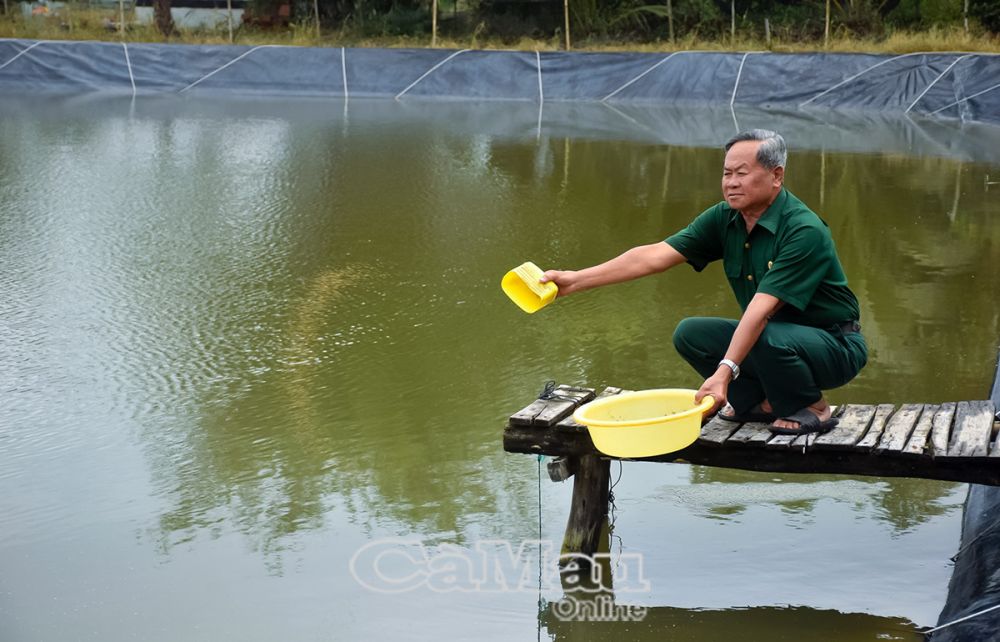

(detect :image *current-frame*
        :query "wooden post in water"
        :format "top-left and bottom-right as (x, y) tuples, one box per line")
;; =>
(430, 0), (437, 47)
(563, 0), (571, 51)
(667, 0), (674, 44)
(561, 454), (610, 558)
(824, 0), (830, 49)
(730, 0), (735, 44)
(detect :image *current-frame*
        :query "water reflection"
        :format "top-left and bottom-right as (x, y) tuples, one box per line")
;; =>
(1, 95), (996, 636)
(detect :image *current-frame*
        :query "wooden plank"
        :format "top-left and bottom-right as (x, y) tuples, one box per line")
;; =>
(856, 404), (896, 450)
(698, 416), (741, 445)
(510, 384), (595, 427)
(930, 402), (956, 457)
(875, 404), (924, 453)
(726, 422), (774, 446)
(991, 419), (1000, 458)
(902, 404), (939, 456)
(946, 400), (995, 458)
(813, 404), (877, 450)
(555, 387), (622, 432)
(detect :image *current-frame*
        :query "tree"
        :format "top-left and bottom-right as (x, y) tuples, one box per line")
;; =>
(154, 0), (176, 36)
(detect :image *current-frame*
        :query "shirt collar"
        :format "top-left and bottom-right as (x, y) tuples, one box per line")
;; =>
(727, 187), (786, 234)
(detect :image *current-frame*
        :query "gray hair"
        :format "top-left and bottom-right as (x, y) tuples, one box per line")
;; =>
(724, 129), (787, 170)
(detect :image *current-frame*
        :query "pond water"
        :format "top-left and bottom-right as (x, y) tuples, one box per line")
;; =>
(1, 95), (999, 642)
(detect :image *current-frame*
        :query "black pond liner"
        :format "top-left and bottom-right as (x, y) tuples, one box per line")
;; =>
(1, 39), (999, 126)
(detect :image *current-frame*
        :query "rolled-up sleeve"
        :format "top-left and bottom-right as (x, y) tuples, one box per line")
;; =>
(664, 204), (725, 272)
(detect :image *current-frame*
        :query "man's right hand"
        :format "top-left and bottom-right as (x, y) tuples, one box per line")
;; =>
(540, 270), (580, 297)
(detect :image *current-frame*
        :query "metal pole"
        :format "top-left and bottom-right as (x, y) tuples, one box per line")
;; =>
(227, 0), (234, 42)
(313, 0), (320, 40)
(824, 0), (830, 49)
(563, 0), (570, 50)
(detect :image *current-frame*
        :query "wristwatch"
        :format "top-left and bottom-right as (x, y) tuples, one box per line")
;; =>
(718, 358), (740, 380)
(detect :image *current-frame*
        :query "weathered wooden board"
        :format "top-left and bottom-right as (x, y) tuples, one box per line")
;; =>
(902, 404), (939, 456)
(555, 387), (622, 432)
(875, 404), (924, 453)
(510, 385), (595, 427)
(727, 422), (774, 446)
(813, 405), (877, 450)
(856, 404), (896, 450)
(946, 400), (994, 458)
(698, 416), (741, 445)
(930, 402), (956, 457)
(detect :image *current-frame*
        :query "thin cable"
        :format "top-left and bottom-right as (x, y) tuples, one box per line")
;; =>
(536, 453), (543, 642)
(180, 45), (276, 93)
(535, 50), (543, 103)
(731, 51), (751, 107)
(0, 40), (44, 72)
(905, 54), (970, 113)
(601, 52), (680, 102)
(800, 52), (926, 108)
(122, 42), (136, 97)
(930, 80), (1000, 116)
(341, 47), (349, 99)
(394, 49), (469, 100)
(951, 517), (1000, 561)
(923, 603), (1000, 634)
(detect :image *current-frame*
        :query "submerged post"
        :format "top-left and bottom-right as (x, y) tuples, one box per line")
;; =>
(561, 454), (610, 558)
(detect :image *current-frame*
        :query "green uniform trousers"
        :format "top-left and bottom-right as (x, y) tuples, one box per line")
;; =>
(672, 317), (868, 418)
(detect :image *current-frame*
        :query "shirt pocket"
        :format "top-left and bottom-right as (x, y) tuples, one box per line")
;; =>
(723, 255), (743, 281)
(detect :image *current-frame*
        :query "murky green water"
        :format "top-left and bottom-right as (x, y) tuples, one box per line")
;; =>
(2, 95), (999, 641)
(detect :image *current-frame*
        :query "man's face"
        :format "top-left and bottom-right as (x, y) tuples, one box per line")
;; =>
(722, 140), (783, 213)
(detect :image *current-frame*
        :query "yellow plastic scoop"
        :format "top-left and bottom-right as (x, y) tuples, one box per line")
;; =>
(573, 389), (715, 458)
(501, 262), (558, 313)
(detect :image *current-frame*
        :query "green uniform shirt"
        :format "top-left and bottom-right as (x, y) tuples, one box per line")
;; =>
(665, 188), (860, 327)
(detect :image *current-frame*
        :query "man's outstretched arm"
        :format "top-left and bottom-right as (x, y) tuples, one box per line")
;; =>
(540, 242), (688, 297)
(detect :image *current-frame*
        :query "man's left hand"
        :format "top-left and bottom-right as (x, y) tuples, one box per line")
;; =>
(695, 372), (729, 414)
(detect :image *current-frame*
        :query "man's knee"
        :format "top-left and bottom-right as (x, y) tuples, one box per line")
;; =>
(672, 317), (734, 360)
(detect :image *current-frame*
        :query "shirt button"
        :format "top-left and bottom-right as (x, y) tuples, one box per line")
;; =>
(744, 242), (750, 249)
(747, 274), (754, 281)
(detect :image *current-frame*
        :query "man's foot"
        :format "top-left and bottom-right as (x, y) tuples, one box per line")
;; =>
(769, 399), (836, 434)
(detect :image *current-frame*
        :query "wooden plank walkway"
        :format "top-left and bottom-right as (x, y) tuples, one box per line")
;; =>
(504, 384), (1000, 486)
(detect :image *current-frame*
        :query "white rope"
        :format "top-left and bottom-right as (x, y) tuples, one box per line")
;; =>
(122, 42), (136, 97)
(731, 51), (751, 107)
(930, 80), (1000, 116)
(601, 52), (680, 102)
(535, 50), (543, 103)
(341, 47), (349, 99)
(179, 45), (278, 93)
(394, 49), (469, 100)
(924, 603), (1000, 634)
(0, 40), (44, 72)
(905, 54), (971, 113)
(800, 52), (928, 108)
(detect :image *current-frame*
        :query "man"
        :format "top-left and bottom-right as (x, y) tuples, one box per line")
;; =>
(540, 130), (867, 435)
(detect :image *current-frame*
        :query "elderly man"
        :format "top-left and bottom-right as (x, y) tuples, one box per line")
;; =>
(541, 130), (867, 435)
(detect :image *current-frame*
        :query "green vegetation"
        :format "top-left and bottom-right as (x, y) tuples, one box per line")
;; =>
(1, 0), (998, 52)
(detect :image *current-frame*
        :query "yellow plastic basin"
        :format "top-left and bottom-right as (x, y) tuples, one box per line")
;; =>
(501, 262), (558, 314)
(573, 389), (715, 458)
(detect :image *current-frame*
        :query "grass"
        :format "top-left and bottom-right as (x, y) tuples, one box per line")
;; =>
(1, 9), (998, 54)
